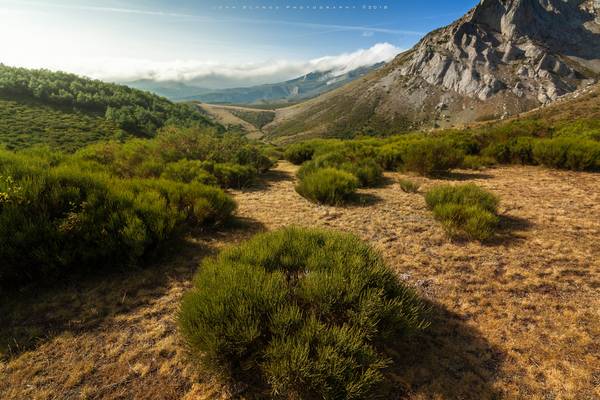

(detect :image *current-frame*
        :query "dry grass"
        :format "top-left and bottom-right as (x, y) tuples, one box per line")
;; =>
(1, 162), (599, 399)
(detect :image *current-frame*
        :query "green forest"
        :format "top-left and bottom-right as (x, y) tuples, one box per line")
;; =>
(0, 64), (216, 151)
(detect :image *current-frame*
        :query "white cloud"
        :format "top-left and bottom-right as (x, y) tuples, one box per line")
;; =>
(57, 43), (402, 87)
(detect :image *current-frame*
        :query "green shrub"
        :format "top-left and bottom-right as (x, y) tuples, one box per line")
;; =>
(295, 168), (359, 205)
(532, 138), (600, 171)
(425, 184), (500, 241)
(399, 178), (420, 193)
(0, 151), (236, 285)
(377, 144), (404, 170)
(298, 148), (383, 187)
(205, 162), (256, 188)
(76, 128), (273, 186)
(401, 139), (464, 175)
(161, 159), (217, 185)
(431, 203), (499, 241)
(179, 227), (428, 399)
(482, 137), (534, 165)
(284, 142), (318, 164)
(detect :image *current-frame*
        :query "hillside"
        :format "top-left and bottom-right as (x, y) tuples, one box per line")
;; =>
(183, 64), (383, 105)
(196, 103), (274, 139)
(128, 64), (382, 105)
(265, 0), (600, 142)
(0, 65), (217, 151)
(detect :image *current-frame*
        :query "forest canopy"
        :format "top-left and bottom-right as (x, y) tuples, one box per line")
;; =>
(0, 64), (216, 138)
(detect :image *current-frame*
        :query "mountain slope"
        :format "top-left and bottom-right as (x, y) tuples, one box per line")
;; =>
(183, 64), (383, 105)
(0, 65), (218, 151)
(265, 0), (600, 142)
(129, 64), (383, 104)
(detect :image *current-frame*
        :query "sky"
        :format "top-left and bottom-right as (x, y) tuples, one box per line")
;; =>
(0, 0), (477, 87)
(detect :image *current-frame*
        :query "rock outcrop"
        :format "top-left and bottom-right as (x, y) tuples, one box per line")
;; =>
(266, 0), (600, 142)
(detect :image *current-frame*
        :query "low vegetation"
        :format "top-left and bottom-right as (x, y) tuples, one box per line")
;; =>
(295, 168), (358, 205)
(425, 184), (500, 241)
(179, 227), (428, 399)
(0, 148), (235, 286)
(283, 115), (600, 179)
(75, 127), (274, 189)
(0, 127), (277, 286)
(399, 178), (420, 193)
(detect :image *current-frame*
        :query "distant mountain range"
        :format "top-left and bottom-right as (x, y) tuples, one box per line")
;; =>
(264, 0), (600, 142)
(126, 63), (383, 105)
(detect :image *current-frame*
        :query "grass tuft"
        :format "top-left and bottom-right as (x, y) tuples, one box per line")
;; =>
(425, 184), (500, 241)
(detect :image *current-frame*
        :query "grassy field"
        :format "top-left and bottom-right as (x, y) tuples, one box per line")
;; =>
(1, 161), (598, 399)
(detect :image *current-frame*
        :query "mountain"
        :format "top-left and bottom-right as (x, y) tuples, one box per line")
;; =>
(265, 0), (600, 142)
(125, 80), (213, 100)
(127, 64), (384, 104)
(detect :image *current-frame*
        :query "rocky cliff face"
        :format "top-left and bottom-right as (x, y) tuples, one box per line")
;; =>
(402, 0), (600, 103)
(266, 0), (600, 142)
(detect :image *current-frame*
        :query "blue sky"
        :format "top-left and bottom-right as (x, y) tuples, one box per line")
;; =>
(0, 0), (477, 86)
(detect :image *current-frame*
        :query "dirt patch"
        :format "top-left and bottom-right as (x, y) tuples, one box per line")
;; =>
(1, 162), (599, 399)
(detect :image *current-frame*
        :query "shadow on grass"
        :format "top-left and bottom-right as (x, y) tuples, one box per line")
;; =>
(485, 214), (533, 246)
(238, 167), (294, 193)
(0, 217), (266, 360)
(382, 299), (503, 400)
(228, 298), (504, 400)
(348, 192), (384, 207)
(437, 171), (495, 181)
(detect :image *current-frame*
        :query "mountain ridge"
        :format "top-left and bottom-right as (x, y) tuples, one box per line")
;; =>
(127, 63), (384, 105)
(265, 0), (600, 142)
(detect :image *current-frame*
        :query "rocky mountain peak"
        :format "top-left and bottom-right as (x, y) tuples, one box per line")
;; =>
(265, 1), (600, 141)
(397, 0), (599, 103)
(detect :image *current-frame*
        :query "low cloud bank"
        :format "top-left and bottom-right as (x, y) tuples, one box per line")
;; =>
(56, 43), (402, 88)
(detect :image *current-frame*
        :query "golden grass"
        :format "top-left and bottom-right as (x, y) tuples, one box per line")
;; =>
(1, 162), (599, 399)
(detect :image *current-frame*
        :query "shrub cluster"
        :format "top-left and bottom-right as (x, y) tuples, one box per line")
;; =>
(295, 168), (359, 205)
(179, 227), (428, 399)
(425, 184), (500, 241)
(532, 138), (600, 171)
(76, 127), (275, 188)
(0, 147), (236, 286)
(298, 148), (383, 187)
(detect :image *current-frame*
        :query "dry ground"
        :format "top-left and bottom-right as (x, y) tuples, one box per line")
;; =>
(1, 162), (599, 399)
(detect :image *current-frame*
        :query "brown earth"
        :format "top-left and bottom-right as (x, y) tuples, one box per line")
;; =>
(1, 162), (599, 399)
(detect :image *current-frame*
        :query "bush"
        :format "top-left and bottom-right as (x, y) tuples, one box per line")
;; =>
(425, 184), (499, 241)
(284, 142), (318, 165)
(0, 151), (236, 285)
(532, 138), (600, 171)
(298, 148), (383, 187)
(202, 162), (256, 188)
(482, 137), (534, 165)
(400, 139), (464, 176)
(161, 159), (217, 185)
(76, 128), (273, 187)
(399, 178), (420, 193)
(295, 168), (359, 205)
(179, 227), (428, 399)
(431, 204), (499, 241)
